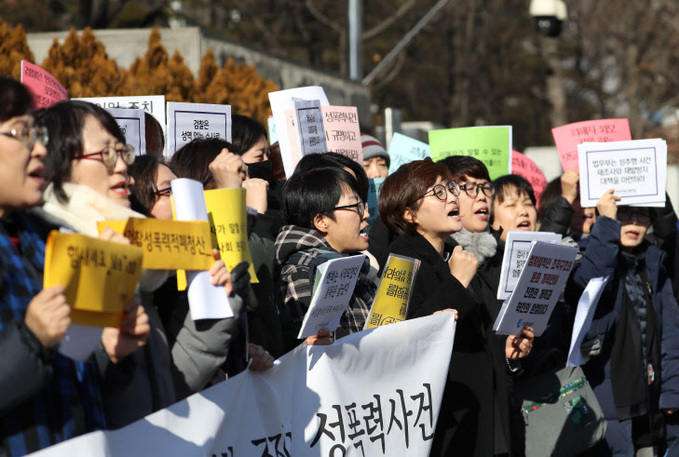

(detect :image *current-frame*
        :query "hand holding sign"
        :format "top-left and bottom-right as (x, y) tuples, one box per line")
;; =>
(24, 286), (71, 349)
(101, 296), (150, 363)
(596, 189), (621, 219)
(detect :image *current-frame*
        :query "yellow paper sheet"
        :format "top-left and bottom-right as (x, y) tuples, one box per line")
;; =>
(365, 255), (419, 329)
(97, 218), (213, 270)
(204, 188), (259, 283)
(44, 231), (143, 328)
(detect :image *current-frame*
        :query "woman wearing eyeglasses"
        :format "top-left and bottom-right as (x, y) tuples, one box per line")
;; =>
(37, 101), (248, 428)
(0, 79), (148, 455)
(275, 166), (375, 352)
(378, 159), (532, 457)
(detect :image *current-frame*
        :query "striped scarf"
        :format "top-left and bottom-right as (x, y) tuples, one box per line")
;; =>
(0, 211), (105, 456)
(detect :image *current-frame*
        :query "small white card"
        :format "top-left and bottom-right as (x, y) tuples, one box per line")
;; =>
(171, 178), (233, 320)
(493, 241), (577, 336)
(566, 276), (609, 367)
(578, 138), (667, 208)
(297, 255), (366, 339)
(167, 102), (231, 156)
(497, 231), (562, 300)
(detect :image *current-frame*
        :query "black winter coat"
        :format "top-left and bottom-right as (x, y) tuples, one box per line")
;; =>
(381, 232), (522, 457)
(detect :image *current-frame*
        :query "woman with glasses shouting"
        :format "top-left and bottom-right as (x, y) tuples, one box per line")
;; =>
(378, 159), (532, 457)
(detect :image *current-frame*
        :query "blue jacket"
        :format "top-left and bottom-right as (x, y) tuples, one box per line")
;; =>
(569, 216), (679, 421)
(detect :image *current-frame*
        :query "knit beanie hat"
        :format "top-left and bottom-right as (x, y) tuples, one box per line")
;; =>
(361, 133), (390, 166)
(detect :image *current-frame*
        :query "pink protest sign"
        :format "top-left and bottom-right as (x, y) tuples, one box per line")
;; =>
(322, 106), (362, 164)
(511, 150), (548, 204)
(20, 61), (68, 109)
(552, 119), (631, 172)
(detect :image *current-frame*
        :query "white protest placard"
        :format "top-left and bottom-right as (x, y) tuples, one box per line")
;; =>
(567, 276), (609, 367)
(171, 178), (233, 320)
(267, 115), (278, 144)
(74, 95), (166, 135)
(103, 107), (146, 156)
(497, 231), (562, 300)
(294, 98), (327, 155)
(298, 255), (366, 339)
(578, 138), (667, 208)
(388, 132), (431, 175)
(493, 241), (577, 336)
(167, 102), (231, 155)
(32, 312), (456, 457)
(269, 86), (330, 178)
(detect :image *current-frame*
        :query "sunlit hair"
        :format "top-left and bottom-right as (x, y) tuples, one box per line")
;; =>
(282, 166), (360, 229)
(294, 152), (369, 202)
(379, 159), (453, 236)
(230, 114), (268, 155)
(169, 137), (234, 190)
(439, 155), (490, 183)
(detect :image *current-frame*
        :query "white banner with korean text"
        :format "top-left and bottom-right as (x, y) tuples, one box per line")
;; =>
(31, 313), (456, 457)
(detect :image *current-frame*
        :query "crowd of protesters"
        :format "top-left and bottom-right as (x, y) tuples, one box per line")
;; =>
(2, 73), (679, 457)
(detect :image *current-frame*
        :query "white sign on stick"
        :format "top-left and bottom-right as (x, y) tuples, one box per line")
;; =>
(167, 102), (231, 156)
(497, 231), (562, 300)
(493, 241), (577, 336)
(578, 138), (667, 208)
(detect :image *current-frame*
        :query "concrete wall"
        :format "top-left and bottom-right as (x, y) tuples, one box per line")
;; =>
(27, 27), (372, 128)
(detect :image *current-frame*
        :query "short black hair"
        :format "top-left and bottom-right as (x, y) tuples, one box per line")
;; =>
(294, 152), (369, 202)
(170, 137), (233, 190)
(439, 155), (491, 183)
(490, 174), (537, 225)
(282, 166), (360, 228)
(39, 100), (126, 204)
(231, 114), (267, 155)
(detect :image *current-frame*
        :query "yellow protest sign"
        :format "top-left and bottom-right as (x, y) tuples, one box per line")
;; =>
(44, 231), (143, 328)
(97, 218), (213, 270)
(204, 188), (259, 283)
(365, 254), (420, 329)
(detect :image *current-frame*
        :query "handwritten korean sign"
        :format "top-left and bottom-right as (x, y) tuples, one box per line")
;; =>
(429, 126), (512, 180)
(20, 61), (68, 108)
(511, 150), (548, 203)
(43, 231), (143, 328)
(365, 254), (420, 329)
(97, 218), (214, 270)
(552, 119), (631, 172)
(204, 188), (258, 282)
(322, 106), (362, 163)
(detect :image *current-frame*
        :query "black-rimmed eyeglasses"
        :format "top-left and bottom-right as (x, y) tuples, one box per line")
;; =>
(459, 181), (495, 198)
(334, 201), (368, 216)
(411, 181), (460, 204)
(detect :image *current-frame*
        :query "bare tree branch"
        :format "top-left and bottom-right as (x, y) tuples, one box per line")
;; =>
(305, 0), (342, 34)
(362, 0), (418, 41)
